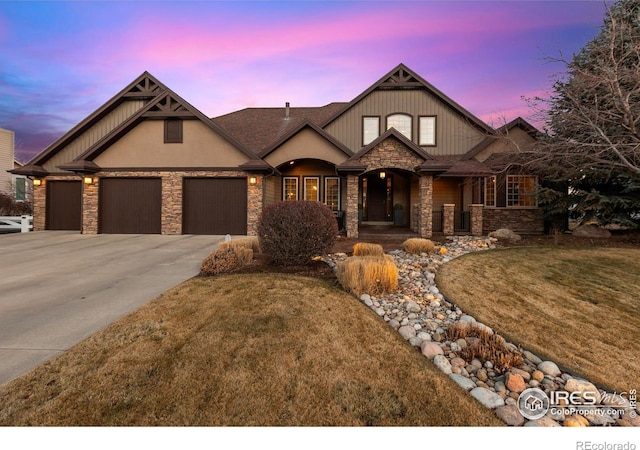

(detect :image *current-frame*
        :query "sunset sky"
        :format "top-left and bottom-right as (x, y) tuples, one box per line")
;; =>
(0, 0), (609, 161)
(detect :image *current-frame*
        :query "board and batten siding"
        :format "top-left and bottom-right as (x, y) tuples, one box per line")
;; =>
(324, 90), (486, 156)
(432, 178), (461, 211)
(0, 128), (14, 195)
(44, 99), (146, 172)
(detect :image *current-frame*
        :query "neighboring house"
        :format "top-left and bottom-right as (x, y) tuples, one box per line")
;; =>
(13, 64), (543, 237)
(0, 128), (30, 203)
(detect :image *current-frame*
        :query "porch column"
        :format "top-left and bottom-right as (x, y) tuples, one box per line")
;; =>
(443, 204), (455, 235)
(82, 179), (99, 234)
(470, 204), (484, 236)
(345, 174), (359, 238)
(418, 175), (433, 238)
(32, 181), (46, 231)
(247, 175), (263, 236)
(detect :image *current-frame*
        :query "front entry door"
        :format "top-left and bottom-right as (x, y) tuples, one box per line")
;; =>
(366, 174), (392, 221)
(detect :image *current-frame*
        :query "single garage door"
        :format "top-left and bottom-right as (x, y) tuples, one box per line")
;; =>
(183, 178), (247, 235)
(99, 178), (161, 234)
(46, 180), (82, 231)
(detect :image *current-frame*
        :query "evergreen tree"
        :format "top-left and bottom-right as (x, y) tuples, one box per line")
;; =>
(534, 0), (640, 228)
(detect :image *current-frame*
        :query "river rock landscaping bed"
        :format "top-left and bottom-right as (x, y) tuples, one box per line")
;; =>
(324, 236), (640, 427)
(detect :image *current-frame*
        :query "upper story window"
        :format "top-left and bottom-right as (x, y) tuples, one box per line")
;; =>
(419, 116), (436, 146)
(363, 117), (379, 145)
(164, 118), (183, 143)
(386, 113), (412, 140)
(507, 175), (537, 207)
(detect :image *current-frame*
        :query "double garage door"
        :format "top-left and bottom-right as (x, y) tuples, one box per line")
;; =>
(46, 177), (247, 235)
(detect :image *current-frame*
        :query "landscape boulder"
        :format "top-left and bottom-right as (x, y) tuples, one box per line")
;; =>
(572, 224), (611, 238)
(488, 228), (522, 241)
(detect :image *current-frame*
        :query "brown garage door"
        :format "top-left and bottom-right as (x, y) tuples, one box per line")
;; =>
(46, 180), (82, 231)
(99, 178), (161, 234)
(183, 178), (247, 235)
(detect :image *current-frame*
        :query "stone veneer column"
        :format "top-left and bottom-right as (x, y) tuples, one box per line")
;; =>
(418, 175), (433, 238)
(82, 180), (99, 234)
(246, 176), (263, 236)
(443, 204), (455, 235)
(470, 204), (484, 236)
(162, 173), (182, 235)
(345, 174), (359, 238)
(33, 182), (46, 231)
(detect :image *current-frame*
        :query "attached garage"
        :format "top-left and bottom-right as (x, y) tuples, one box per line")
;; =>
(182, 178), (247, 235)
(46, 180), (82, 231)
(99, 178), (162, 234)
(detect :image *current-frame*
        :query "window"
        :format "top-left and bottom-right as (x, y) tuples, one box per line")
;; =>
(507, 175), (537, 207)
(164, 118), (183, 143)
(304, 177), (319, 202)
(283, 177), (298, 201)
(324, 177), (340, 211)
(419, 116), (436, 146)
(363, 117), (380, 145)
(15, 177), (26, 202)
(386, 114), (412, 139)
(484, 176), (496, 207)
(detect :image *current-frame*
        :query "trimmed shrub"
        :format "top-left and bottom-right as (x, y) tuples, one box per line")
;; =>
(200, 246), (254, 276)
(0, 192), (32, 216)
(257, 201), (338, 266)
(337, 255), (399, 296)
(353, 242), (384, 257)
(402, 238), (435, 255)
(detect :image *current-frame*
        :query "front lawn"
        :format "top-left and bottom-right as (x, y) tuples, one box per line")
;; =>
(436, 247), (640, 393)
(0, 273), (502, 426)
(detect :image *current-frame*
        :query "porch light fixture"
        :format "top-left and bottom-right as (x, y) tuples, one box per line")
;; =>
(249, 176), (257, 185)
(33, 178), (42, 186)
(379, 171), (386, 179)
(83, 176), (95, 185)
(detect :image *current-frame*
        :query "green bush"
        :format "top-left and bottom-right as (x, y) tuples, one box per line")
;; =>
(257, 201), (338, 266)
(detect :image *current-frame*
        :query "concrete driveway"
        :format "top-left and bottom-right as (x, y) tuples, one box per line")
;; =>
(0, 231), (223, 386)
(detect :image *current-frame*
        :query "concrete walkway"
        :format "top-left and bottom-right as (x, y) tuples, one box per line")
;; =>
(0, 231), (222, 386)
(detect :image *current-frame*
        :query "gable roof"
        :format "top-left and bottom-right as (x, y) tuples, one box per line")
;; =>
(338, 128), (435, 172)
(462, 116), (540, 161)
(258, 120), (353, 160)
(24, 72), (166, 169)
(321, 63), (494, 134)
(212, 103), (347, 154)
(74, 86), (256, 163)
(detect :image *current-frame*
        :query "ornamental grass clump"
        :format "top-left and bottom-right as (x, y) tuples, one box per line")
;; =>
(217, 236), (261, 253)
(337, 255), (399, 296)
(353, 242), (384, 257)
(257, 201), (338, 266)
(446, 322), (524, 374)
(402, 238), (435, 255)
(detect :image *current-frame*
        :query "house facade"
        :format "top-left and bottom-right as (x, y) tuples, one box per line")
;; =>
(13, 64), (543, 237)
(1, 128), (30, 203)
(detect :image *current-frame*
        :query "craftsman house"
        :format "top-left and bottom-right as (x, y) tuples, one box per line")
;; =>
(13, 63), (543, 237)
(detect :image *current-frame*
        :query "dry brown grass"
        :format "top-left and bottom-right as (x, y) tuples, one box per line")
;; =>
(402, 238), (436, 255)
(337, 255), (399, 296)
(0, 274), (501, 426)
(352, 242), (385, 257)
(437, 247), (640, 392)
(218, 236), (261, 253)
